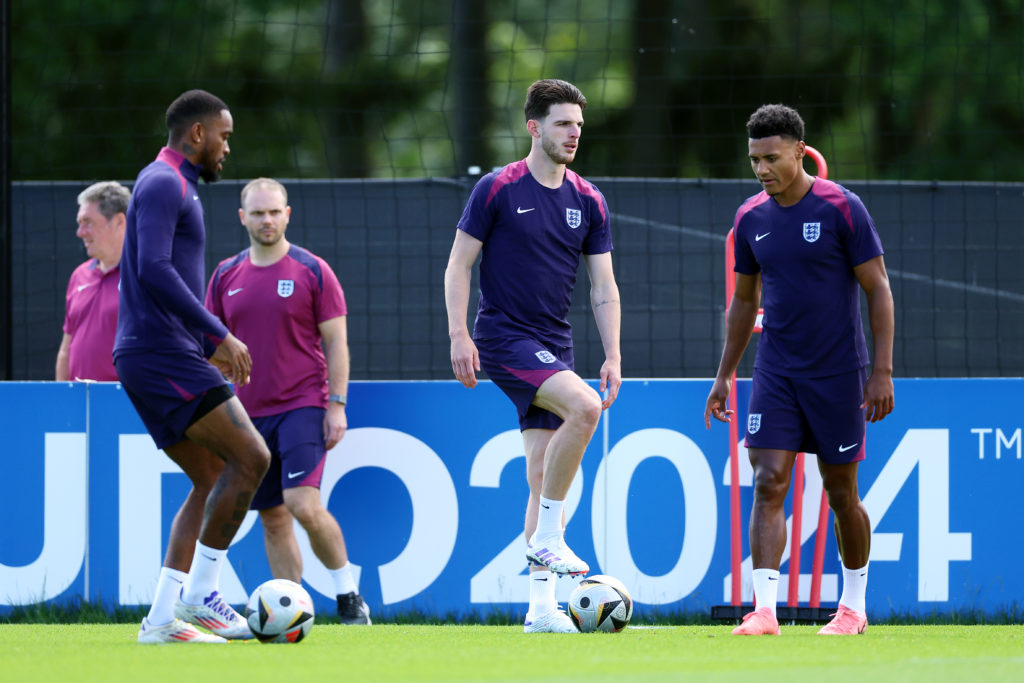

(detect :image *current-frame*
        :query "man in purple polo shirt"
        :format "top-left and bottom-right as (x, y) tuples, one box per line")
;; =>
(115, 89), (271, 644)
(705, 104), (895, 636)
(445, 79), (622, 634)
(206, 177), (370, 625)
(56, 181), (130, 381)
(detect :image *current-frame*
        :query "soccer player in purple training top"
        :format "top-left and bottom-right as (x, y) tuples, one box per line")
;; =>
(56, 181), (131, 381)
(445, 79), (622, 634)
(205, 177), (370, 625)
(704, 104), (895, 636)
(115, 90), (271, 644)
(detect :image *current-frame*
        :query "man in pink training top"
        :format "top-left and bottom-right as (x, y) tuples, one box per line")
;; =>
(206, 178), (370, 625)
(56, 181), (130, 381)
(705, 103), (895, 636)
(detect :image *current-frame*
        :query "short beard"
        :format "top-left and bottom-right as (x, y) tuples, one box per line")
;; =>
(199, 166), (220, 183)
(541, 135), (574, 166)
(197, 145), (222, 183)
(251, 231), (282, 246)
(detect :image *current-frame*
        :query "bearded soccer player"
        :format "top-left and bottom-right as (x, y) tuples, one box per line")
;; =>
(445, 79), (622, 634)
(206, 177), (370, 625)
(115, 89), (271, 644)
(704, 103), (895, 636)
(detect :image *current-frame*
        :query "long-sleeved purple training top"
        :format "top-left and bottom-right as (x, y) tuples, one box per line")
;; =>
(114, 147), (229, 360)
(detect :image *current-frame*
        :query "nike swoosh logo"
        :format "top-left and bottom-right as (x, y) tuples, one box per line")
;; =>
(228, 288), (243, 296)
(536, 578), (548, 581)
(540, 504), (550, 509)
(517, 207), (535, 214)
(838, 443), (859, 453)
(755, 232), (771, 241)
(201, 553), (218, 562)
(287, 470), (306, 479)
(77, 283), (94, 292)
(768, 576), (778, 581)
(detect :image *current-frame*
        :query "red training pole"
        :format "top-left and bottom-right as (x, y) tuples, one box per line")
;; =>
(725, 229), (742, 606)
(806, 143), (830, 610)
(805, 145), (829, 179)
(787, 452), (805, 607)
(809, 488), (830, 608)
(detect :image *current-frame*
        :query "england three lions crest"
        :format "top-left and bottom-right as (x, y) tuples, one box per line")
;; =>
(277, 279), (295, 297)
(747, 413), (762, 434)
(565, 208), (582, 229)
(535, 350), (557, 364)
(803, 222), (821, 242)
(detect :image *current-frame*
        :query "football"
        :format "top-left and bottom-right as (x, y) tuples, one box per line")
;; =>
(245, 579), (315, 643)
(568, 574), (633, 633)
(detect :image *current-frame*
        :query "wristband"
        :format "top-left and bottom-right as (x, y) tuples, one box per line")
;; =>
(329, 393), (347, 405)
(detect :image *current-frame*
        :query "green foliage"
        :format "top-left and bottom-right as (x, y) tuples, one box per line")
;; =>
(10, 0), (1024, 181)
(1, 599), (148, 624)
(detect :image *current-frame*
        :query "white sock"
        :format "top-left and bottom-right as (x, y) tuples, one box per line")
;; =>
(329, 562), (358, 596)
(527, 569), (557, 617)
(839, 562), (868, 613)
(182, 541), (227, 604)
(147, 566), (187, 625)
(752, 568), (780, 616)
(533, 496), (564, 541)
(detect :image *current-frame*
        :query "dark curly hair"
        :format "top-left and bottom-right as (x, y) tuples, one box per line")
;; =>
(165, 89), (229, 141)
(746, 104), (805, 141)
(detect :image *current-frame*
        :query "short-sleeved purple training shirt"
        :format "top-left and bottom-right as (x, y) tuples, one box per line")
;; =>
(63, 259), (120, 381)
(732, 178), (884, 377)
(206, 244), (347, 417)
(457, 159), (612, 346)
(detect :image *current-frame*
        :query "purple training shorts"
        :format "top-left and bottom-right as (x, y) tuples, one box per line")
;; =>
(249, 406), (328, 510)
(115, 350), (230, 449)
(476, 337), (572, 431)
(744, 367), (868, 464)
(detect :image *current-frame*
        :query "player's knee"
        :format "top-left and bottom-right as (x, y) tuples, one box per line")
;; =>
(287, 499), (322, 529)
(565, 390), (602, 431)
(752, 468), (789, 503)
(823, 484), (859, 514)
(236, 442), (271, 487)
(253, 441), (271, 476)
(260, 508), (292, 536)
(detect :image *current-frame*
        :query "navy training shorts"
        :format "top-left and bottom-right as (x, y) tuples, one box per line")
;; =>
(744, 366), (868, 465)
(115, 349), (231, 449)
(476, 336), (572, 431)
(249, 406), (328, 510)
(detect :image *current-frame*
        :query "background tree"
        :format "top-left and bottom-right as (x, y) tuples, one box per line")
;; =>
(9, 0), (1024, 181)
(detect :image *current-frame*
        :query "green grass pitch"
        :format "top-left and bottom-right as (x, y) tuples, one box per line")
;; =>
(2, 624), (1021, 682)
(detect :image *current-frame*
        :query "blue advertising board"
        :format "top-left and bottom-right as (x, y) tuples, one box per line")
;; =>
(0, 379), (1019, 619)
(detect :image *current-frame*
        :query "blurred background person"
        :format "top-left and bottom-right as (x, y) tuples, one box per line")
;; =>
(55, 181), (131, 381)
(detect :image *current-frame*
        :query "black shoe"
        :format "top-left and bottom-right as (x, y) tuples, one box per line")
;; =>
(337, 592), (372, 625)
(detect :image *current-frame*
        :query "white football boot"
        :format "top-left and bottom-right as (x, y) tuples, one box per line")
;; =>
(526, 534), (590, 576)
(523, 608), (578, 633)
(137, 617), (227, 644)
(174, 590), (253, 640)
